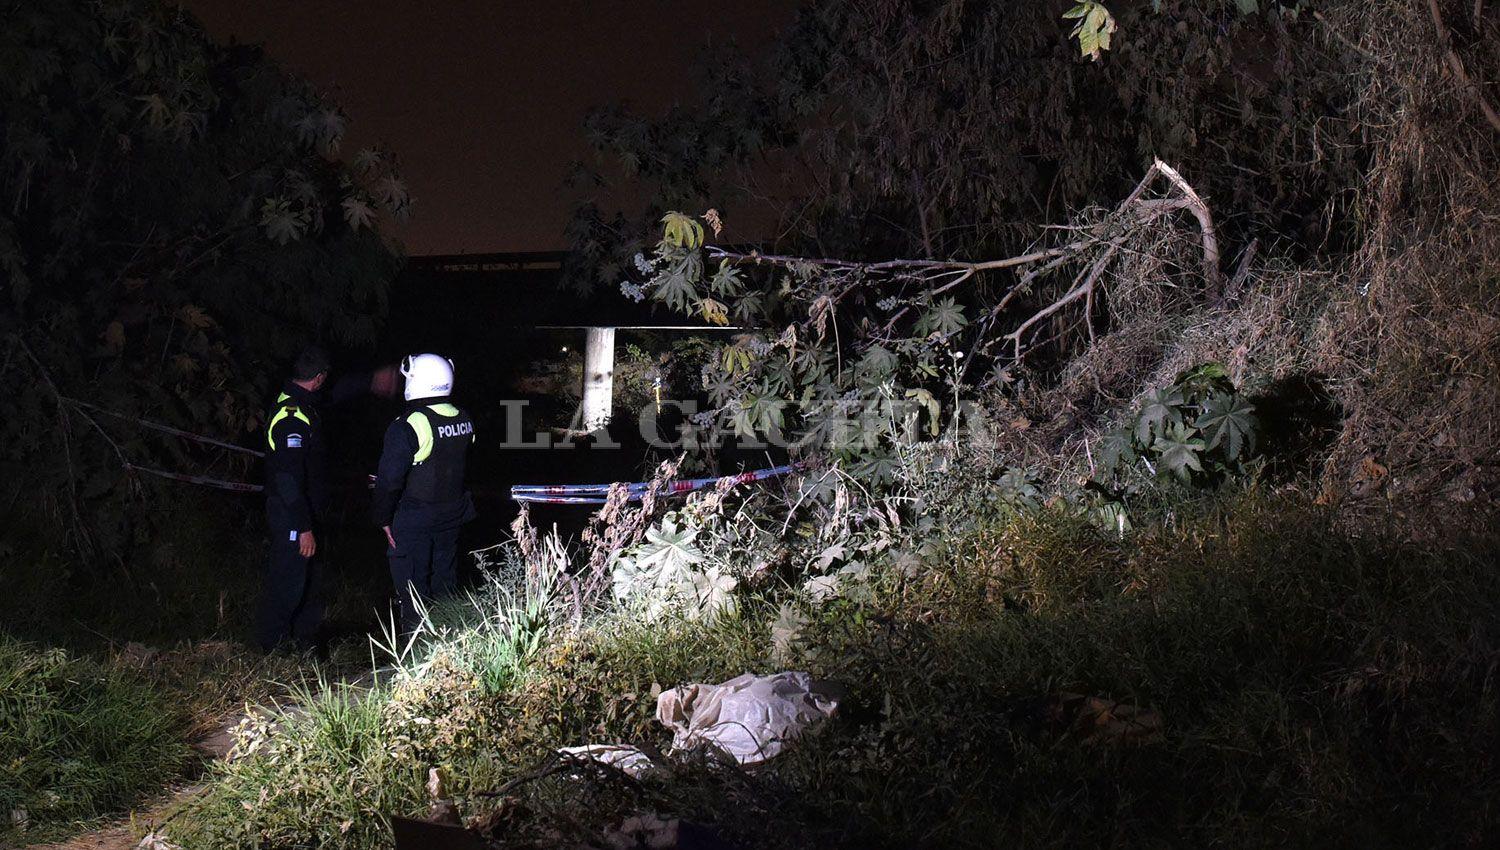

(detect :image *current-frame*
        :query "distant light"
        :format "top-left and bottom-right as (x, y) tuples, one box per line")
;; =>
(560, 346), (568, 353)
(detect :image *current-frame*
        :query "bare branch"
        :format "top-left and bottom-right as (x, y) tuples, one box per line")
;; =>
(8, 334), (95, 554)
(1152, 159), (1224, 297)
(1428, 0), (1500, 133)
(1003, 234), (1128, 354)
(689, 159), (1224, 367)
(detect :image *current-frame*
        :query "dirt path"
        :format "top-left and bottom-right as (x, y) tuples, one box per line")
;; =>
(29, 668), (387, 850)
(27, 725), (233, 850)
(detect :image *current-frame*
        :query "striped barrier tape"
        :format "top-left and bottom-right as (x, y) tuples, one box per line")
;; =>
(64, 397), (266, 458)
(511, 463), (800, 505)
(126, 463), (265, 493)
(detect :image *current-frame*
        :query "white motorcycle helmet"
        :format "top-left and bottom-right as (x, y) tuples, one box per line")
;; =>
(400, 353), (454, 401)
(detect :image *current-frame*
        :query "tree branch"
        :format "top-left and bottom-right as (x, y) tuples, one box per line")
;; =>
(1428, 0), (1500, 134)
(695, 159), (1223, 363)
(1152, 159), (1224, 298)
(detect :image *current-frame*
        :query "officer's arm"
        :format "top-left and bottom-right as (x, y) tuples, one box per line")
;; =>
(269, 418), (313, 532)
(371, 419), (417, 526)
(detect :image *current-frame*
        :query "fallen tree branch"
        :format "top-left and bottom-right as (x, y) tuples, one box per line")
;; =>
(690, 158), (1222, 363)
(1153, 159), (1224, 298)
(704, 243), (1079, 276)
(1003, 233), (1129, 356)
(62, 396), (265, 457)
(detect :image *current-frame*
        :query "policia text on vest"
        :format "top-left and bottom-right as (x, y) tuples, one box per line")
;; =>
(372, 401), (477, 633)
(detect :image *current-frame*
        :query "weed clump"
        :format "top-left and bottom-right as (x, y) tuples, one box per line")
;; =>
(0, 634), (189, 843)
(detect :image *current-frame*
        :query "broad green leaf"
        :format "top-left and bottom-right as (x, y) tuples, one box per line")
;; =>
(720, 344), (752, 374)
(857, 345), (898, 382)
(851, 452), (899, 486)
(1135, 386), (1185, 444)
(353, 147), (382, 175)
(770, 603), (808, 663)
(916, 297), (967, 337)
(732, 397), (759, 438)
(996, 468), (1041, 506)
(749, 394), (786, 434)
(705, 372), (738, 407)
(905, 387), (941, 436)
(373, 175), (409, 212)
(652, 269), (698, 313)
(1152, 423), (1206, 481)
(177, 304), (212, 329)
(1066, 1), (1117, 61)
(1091, 501), (1132, 537)
(636, 518), (703, 570)
(708, 260), (744, 297)
(136, 93), (169, 128)
(1097, 428), (1136, 474)
(661, 211), (704, 249)
(341, 196), (376, 232)
(259, 196), (306, 244)
(1194, 392), (1257, 460)
(731, 291), (764, 324)
(1174, 361), (1233, 404)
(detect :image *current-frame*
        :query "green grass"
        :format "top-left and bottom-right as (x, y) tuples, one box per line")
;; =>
(170, 489), (1500, 848)
(0, 634), (189, 843)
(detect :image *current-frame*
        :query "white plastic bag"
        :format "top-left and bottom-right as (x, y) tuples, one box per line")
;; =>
(655, 671), (839, 765)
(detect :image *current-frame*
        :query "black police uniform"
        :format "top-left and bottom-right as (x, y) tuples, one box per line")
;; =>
(255, 376), (368, 651)
(256, 381), (331, 651)
(371, 398), (476, 632)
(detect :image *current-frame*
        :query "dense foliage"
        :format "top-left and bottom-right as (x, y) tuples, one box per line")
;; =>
(572, 0), (1361, 278)
(0, 0), (406, 559)
(576, 0), (1499, 518)
(566, 1), (1356, 476)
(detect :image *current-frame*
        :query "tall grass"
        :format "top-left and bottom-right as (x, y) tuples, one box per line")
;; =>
(0, 634), (189, 843)
(171, 488), (1500, 848)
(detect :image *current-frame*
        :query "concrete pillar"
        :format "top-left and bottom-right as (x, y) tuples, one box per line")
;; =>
(581, 326), (615, 430)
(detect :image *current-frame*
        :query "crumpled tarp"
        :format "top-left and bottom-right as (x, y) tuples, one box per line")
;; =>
(655, 671), (839, 765)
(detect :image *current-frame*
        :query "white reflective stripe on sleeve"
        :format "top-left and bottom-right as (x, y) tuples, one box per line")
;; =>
(290, 530), (298, 542)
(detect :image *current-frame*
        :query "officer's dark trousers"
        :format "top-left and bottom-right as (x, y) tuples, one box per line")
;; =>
(255, 531), (325, 652)
(386, 519), (460, 634)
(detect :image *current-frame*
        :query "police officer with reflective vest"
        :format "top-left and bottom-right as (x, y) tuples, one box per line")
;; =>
(257, 346), (395, 652)
(372, 353), (477, 633)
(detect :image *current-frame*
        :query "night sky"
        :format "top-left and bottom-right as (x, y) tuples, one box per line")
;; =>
(184, 0), (801, 256)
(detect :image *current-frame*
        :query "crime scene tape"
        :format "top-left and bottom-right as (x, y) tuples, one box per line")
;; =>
(125, 463), (265, 493)
(510, 463), (800, 505)
(55, 397), (266, 492)
(64, 397), (266, 458)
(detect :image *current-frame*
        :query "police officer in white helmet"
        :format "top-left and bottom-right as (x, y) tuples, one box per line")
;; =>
(371, 353), (477, 633)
